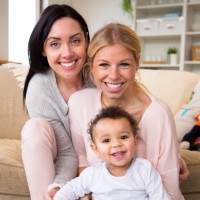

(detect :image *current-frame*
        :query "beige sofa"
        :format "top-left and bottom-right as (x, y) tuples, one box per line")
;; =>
(0, 64), (30, 200)
(0, 63), (200, 200)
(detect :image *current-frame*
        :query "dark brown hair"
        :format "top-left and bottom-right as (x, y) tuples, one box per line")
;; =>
(88, 106), (137, 142)
(23, 4), (90, 103)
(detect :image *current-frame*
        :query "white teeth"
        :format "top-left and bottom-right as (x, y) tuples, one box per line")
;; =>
(60, 61), (75, 67)
(113, 151), (124, 156)
(106, 83), (122, 89)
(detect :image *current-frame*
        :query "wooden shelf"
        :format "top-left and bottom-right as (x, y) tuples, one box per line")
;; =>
(184, 61), (200, 65)
(134, 0), (200, 73)
(140, 64), (179, 68)
(143, 61), (166, 64)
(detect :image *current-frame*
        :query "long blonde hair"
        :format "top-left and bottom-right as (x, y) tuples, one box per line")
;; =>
(89, 23), (140, 64)
(84, 22), (142, 89)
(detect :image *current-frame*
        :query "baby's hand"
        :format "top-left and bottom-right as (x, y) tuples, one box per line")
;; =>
(179, 156), (190, 183)
(45, 187), (60, 200)
(79, 193), (92, 200)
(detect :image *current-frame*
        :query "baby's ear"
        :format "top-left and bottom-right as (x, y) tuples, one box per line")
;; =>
(134, 135), (138, 145)
(90, 143), (100, 158)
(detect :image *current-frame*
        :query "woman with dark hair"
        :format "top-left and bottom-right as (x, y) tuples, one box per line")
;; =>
(21, 4), (91, 200)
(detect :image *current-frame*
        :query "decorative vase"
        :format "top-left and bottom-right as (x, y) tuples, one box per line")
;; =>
(169, 54), (178, 65)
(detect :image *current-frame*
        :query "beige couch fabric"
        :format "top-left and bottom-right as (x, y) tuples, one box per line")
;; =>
(0, 65), (30, 199)
(0, 66), (28, 140)
(137, 69), (200, 115)
(0, 139), (29, 196)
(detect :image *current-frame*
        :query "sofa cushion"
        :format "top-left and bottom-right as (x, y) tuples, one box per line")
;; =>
(0, 139), (29, 196)
(0, 65), (29, 140)
(180, 149), (200, 165)
(138, 69), (200, 115)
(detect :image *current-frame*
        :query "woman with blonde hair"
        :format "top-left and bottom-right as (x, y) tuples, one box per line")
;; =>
(68, 23), (185, 200)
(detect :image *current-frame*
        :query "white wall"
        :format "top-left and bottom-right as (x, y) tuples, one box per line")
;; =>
(3, 0), (131, 63)
(9, 0), (38, 64)
(0, 0), (8, 61)
(44, 0), (73, 9)
(71, 0), (133, 37)
(47, 0), (133, 37)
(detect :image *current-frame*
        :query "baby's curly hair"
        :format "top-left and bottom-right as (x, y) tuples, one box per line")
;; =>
(88, 106), (138, 142)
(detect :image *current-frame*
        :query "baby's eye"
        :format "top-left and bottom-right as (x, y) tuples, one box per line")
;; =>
(121, 135), (128, 140)
(102, 138), (110, 143)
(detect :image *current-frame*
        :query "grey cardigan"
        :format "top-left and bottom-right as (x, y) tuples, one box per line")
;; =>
(26, 69), (80, 186)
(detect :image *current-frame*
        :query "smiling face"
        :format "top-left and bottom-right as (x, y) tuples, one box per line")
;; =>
(91, 43), (138, 104)
(43, 17), (88, 82)
(90, 117), (137, 175)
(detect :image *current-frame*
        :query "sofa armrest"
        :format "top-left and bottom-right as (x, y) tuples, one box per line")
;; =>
(0, 65), (29, 140)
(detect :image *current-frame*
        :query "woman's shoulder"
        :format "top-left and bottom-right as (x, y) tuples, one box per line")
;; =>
(69, 88), (100, 104)
(28, 69), (53, 89)
(26, 69), (57, 104)
(139, 93), (174, 127)
(147, 94), (172, 116)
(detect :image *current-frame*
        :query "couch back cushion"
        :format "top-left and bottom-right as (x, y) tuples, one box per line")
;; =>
(137, 69), (200, 115)
(0, 66), (29, 140)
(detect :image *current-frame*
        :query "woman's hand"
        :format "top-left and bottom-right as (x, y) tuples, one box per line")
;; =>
(179, 156), (190, 183)
(45, 188), (60, 200)
(79, 193), (92, 200)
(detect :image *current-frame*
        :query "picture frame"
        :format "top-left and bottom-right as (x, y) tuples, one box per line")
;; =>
(192, 46), (200, 61)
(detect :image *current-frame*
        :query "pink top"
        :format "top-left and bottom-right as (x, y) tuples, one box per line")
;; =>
(68, 88), (184, 200)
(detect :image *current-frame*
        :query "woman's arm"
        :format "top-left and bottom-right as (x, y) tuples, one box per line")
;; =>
(68, 93), (91, 168)
(51, 119), (78, 185)
(155, 105), (183, 199)
(179, 154), (190, 183)
(26, 75), (78, 186)
(69, 116), (89, 168)
(141, 99), (184, 199)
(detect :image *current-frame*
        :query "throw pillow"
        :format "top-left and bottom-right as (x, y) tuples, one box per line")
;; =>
(1, 63), (29, 88)
(175, 81), (200, 143)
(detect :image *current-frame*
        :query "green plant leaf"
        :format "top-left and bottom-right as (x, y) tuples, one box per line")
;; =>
(121, 0), (133, 20)
(167, 47), (177, 54)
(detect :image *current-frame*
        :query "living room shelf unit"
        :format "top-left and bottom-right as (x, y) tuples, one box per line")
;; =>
(133, 0), (200, 73)
(184, 1), (200, 73)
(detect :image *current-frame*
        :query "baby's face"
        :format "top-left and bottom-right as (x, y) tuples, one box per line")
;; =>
(90, 118), (137, 175)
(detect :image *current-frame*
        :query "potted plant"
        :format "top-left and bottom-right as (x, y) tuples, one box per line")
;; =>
(167, 47), (178, 65)
(121, 0), (134, 20)
(167, 47), (177, 55)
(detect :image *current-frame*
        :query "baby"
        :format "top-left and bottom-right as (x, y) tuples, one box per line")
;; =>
(54, 106), (169, 200)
